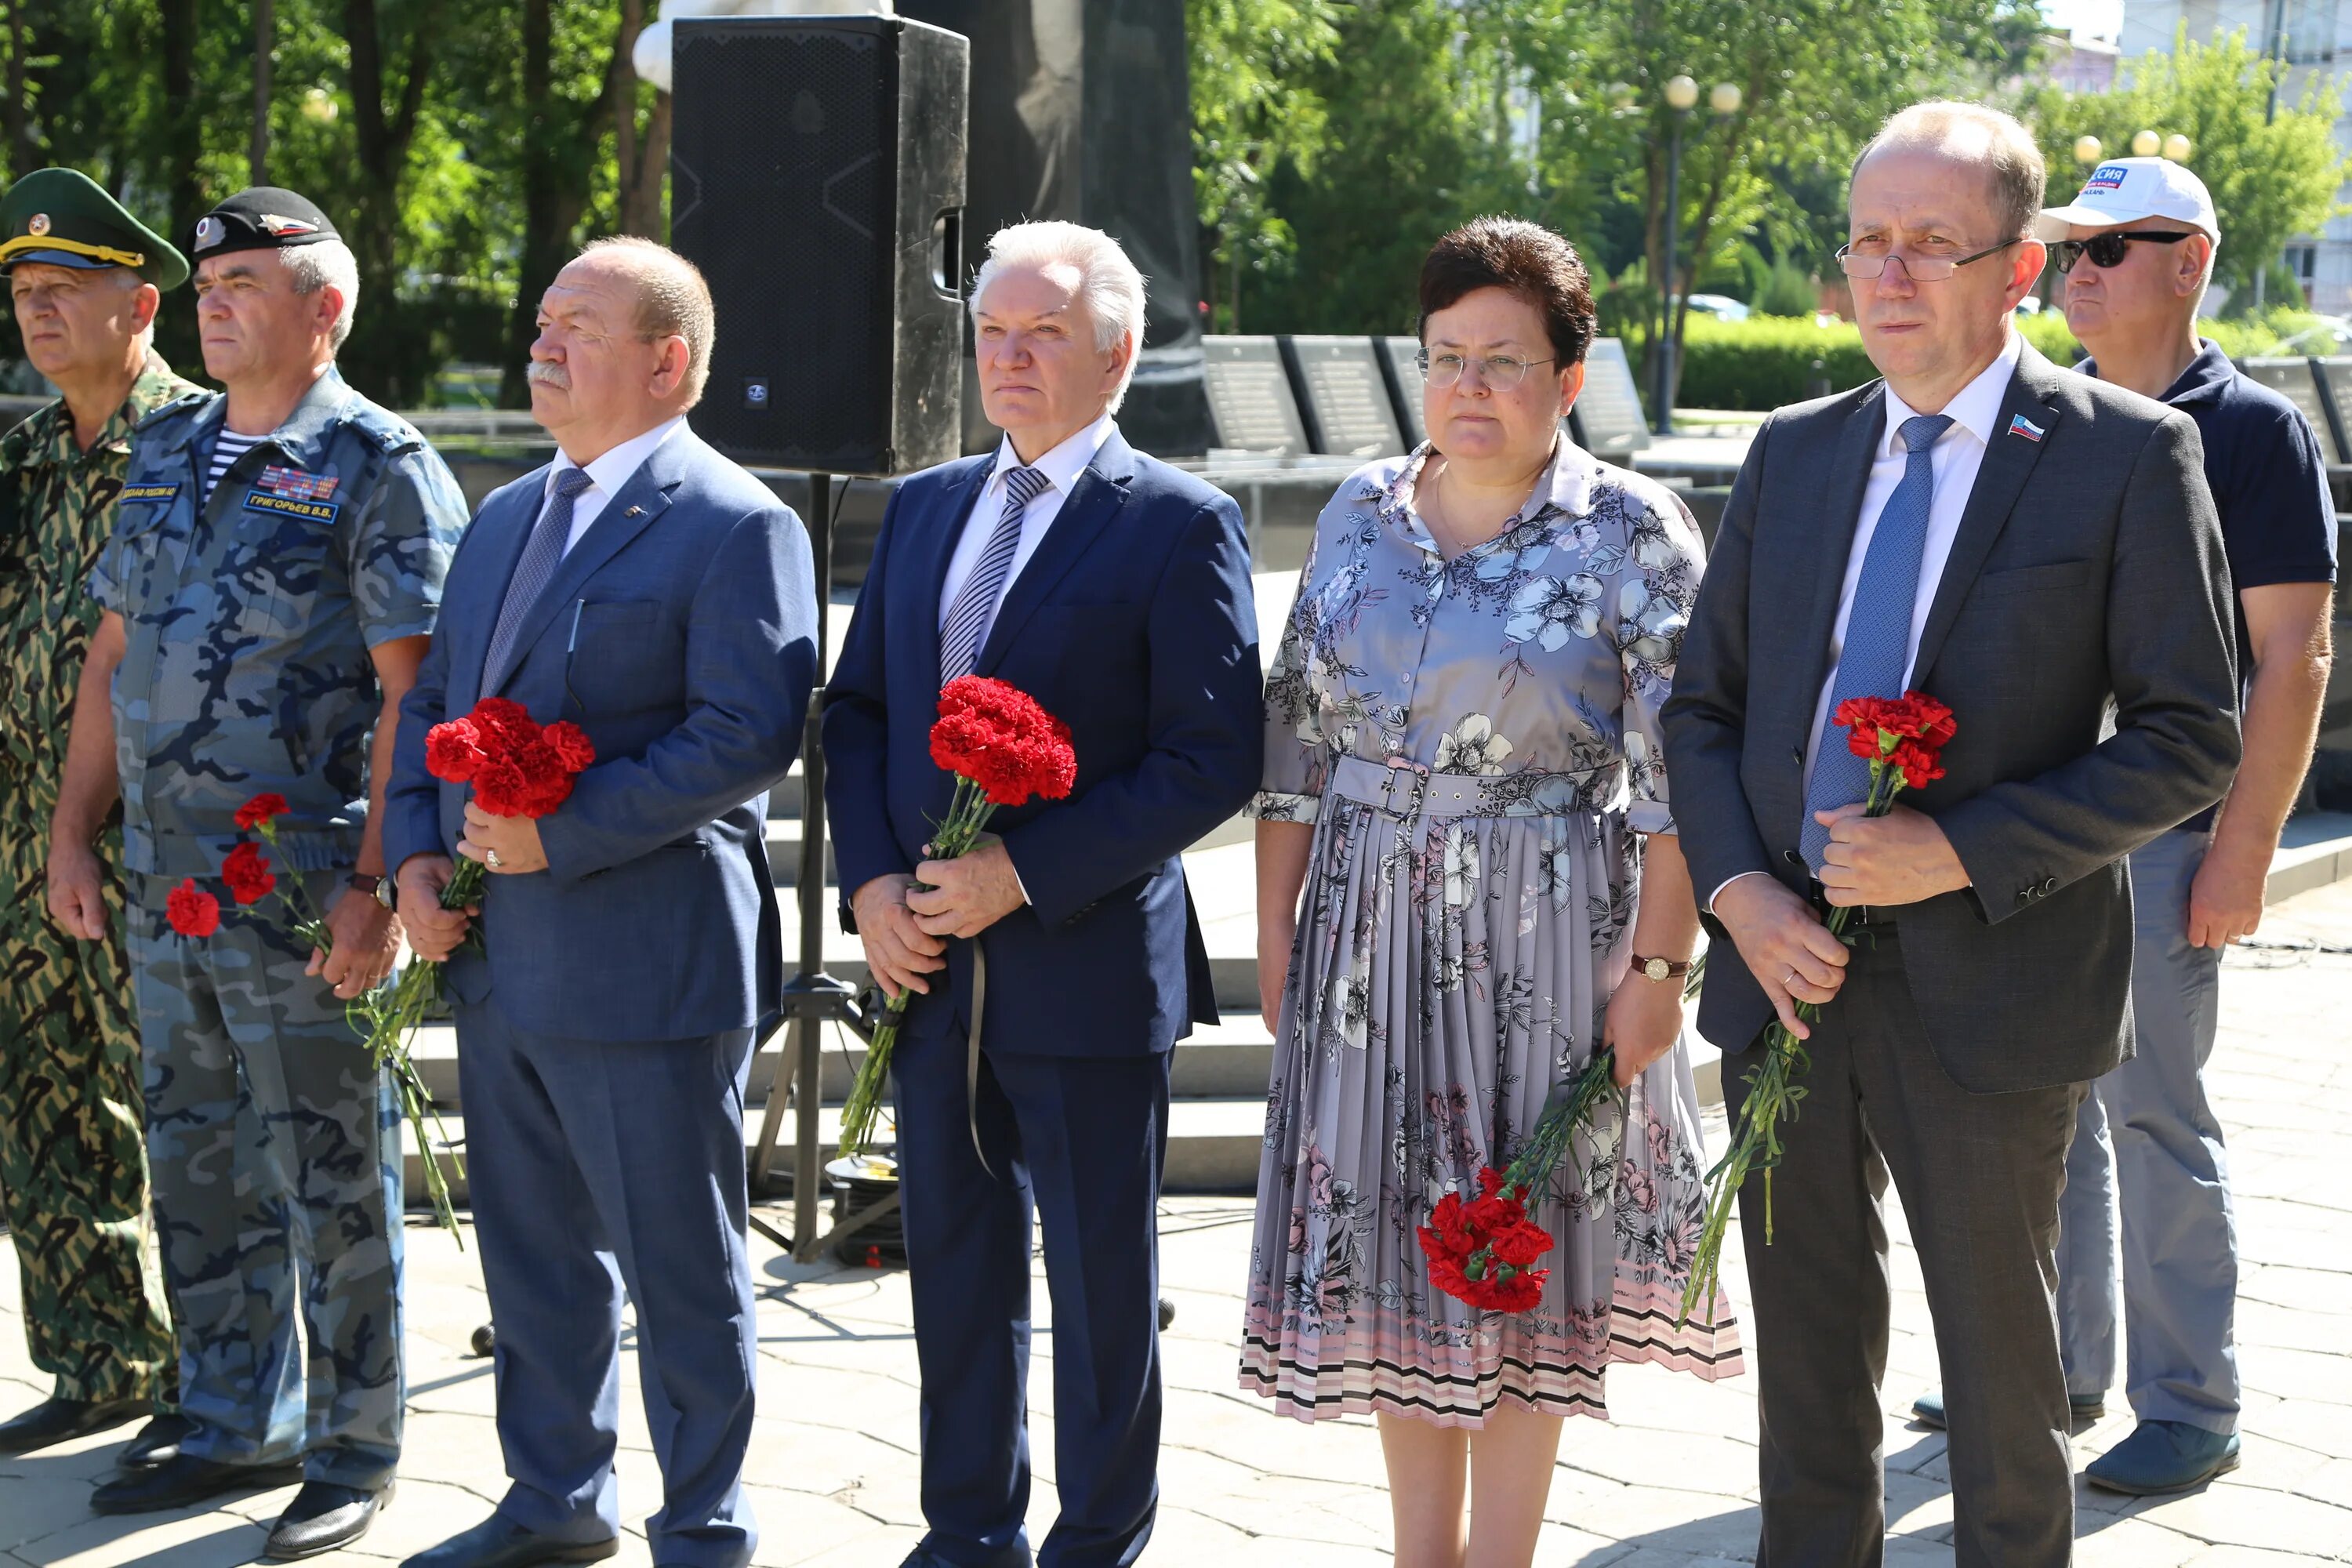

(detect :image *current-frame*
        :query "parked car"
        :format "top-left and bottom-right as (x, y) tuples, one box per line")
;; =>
(1680, 292), (1751, 321)
(2270, 316), (2352, 357)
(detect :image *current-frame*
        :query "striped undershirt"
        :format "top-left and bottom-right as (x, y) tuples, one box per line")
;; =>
(205, 428), (267, 505)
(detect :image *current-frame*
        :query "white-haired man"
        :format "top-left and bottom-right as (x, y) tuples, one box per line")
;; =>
(825, 221), (1262, 1568)
(53, 187), (467, 1555)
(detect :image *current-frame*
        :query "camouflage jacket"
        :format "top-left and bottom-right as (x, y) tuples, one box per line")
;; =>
(94, 364), (466, 877)
(0, 353), (204, 858)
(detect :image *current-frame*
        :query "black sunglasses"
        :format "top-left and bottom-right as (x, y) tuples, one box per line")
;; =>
(2050, 230), (2199, 273)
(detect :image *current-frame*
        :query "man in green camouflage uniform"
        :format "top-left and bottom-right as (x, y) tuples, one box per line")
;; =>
(49, 187), (462, 1555)
(0, 168), (193, 1458)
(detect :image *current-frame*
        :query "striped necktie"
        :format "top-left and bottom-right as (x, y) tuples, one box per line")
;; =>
(940, 464), (1051, 684)
(1799, 412), (1952, 871)
(482, 466), (597, 693)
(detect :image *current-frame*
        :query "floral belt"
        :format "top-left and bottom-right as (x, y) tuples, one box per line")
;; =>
(1327, 754), (1628, 826)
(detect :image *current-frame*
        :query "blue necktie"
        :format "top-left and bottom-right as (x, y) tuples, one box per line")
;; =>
(482, 466), (597, 692)
(1800, 412), (1952, 871)
(940, 464), (1051, 684)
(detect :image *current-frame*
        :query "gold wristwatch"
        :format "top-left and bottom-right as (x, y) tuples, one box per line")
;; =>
(1631, 955), (1693, 983)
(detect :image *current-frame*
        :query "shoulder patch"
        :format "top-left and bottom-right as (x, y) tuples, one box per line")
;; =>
(132, 390), (212, 434)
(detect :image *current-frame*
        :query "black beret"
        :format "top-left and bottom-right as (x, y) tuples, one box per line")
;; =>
(189, 187), (340, 264)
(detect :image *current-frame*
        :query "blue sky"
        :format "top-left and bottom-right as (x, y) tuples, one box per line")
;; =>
(2042, 0), (2125, 40)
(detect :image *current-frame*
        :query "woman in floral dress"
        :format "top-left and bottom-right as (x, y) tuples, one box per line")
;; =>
(1239, 219), (1741, 1566)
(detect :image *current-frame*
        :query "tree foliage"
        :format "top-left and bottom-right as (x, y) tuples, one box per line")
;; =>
(1187, 0), (2045, 394)
(0, 0), (667, 405)
(2021, 26), (2350, 308)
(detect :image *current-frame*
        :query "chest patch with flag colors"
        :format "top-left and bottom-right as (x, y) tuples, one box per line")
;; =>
(256, 464), (338, 502)
(2006, 413), (2045, 443)
(118, 483), (180, 504)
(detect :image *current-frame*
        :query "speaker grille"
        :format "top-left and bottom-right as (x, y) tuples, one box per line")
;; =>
(674, 24), (895, 467)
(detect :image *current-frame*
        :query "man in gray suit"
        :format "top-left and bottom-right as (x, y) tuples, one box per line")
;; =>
(1663, 103), (2241, 1567)
(387, 238), (817, 1568)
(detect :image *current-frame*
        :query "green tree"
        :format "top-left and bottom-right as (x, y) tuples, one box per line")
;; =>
(2024, 27), (2350, 309)
(1187, 0), (1339, 332)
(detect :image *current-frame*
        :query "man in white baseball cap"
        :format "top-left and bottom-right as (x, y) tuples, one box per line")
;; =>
(1911, 154), (2339, 1497)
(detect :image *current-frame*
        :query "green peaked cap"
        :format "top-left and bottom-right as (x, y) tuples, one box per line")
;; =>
(0, 167), (190, 289)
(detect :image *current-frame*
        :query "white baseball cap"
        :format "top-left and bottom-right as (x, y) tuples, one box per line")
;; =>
(2036, 157), (2218, 242)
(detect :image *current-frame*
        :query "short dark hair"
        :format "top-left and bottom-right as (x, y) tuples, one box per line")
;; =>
(1417, 217), (1596, 368)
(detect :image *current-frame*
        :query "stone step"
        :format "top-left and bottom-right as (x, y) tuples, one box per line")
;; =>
(397, 1093), (1268, 1207)
(401, 1016), (1278, 1109)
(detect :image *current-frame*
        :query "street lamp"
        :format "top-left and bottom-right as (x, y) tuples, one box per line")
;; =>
(2132, 128), (2161, 157)
(1653, 75), (1741, 435)
(2164, 132), (2193, 162)
(2074, 135), (2103, 166)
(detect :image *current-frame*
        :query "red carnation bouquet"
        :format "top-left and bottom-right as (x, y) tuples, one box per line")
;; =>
(165, 793), (465, 1240)
(423, 696), (597, 920)
(1679, 690), (1956, 1323)
(1417, 1051), (1624, 1312)
(836, 676), (1077, 1157)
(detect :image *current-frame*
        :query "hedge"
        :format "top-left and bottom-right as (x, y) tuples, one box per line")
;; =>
(1668, 308), (2328, 411)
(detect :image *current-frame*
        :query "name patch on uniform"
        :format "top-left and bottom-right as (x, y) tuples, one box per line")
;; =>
(256, 464), (339, 502)
(118, 483), (180, 504)
(241, 489), (340, 523)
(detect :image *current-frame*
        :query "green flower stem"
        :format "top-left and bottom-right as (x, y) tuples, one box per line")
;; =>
(253, 821), (469, 1245)
(1679, 741), (1915, 1328)
(1459, 1047), (1624, 1290)
(837, 777), (1001, 1160)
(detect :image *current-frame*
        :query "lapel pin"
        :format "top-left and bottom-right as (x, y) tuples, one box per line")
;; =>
(2006, 413), (2045, 444)
(625, 505), (644, 517)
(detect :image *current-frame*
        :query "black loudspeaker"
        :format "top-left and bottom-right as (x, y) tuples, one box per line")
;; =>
(670, 16), (969, 477)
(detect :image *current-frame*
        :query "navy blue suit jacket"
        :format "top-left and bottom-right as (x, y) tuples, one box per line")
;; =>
(386, 426), (818, 1042)
(822, 429), (1262, 1056)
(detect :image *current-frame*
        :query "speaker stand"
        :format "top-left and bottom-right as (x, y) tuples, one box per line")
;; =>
(747, 470), (897, 1263)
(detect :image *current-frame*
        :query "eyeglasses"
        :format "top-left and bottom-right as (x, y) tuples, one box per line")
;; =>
(1417, 349), (1557, 390)
(2049, 230), (2198, 273)
(1835, 238), (2020, 282)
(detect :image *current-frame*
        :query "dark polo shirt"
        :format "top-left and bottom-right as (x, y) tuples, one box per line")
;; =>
(2085, 338), (2339, 829)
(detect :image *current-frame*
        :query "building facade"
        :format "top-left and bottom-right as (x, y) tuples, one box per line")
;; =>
(2122, 0), (2352, 311)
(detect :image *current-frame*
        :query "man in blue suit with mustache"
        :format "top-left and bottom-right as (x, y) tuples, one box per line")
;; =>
(823, 220), (1262, 1568)
(385, 238), (817, 1568)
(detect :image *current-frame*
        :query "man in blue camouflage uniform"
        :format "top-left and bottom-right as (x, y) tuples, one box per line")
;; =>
(48, 187), (463, 1558)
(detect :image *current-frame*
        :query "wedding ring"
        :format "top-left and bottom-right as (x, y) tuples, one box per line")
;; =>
(1782, 968), (1796, 987)
(486, 848), (505, 869)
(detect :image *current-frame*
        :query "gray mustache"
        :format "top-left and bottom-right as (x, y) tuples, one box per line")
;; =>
(526, 361), (570, 390)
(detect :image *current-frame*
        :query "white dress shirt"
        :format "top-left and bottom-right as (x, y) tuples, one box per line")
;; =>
(546, 415), (688, 557)
(1709, 331), (2020, 913)
(936, 412), (1117, 629)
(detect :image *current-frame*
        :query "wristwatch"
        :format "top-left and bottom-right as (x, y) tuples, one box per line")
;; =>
(351, 873), (393, 911)
(1631, 954), (1693, 983)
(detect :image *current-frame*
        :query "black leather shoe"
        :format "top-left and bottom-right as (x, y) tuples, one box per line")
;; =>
(400, 1515), (620, 1568)
(89, 1451), (304, 1514)
(118, 1410), (196, 1469)
(0, 1395), (148, 1456)
(266, 1479), (392, 1560)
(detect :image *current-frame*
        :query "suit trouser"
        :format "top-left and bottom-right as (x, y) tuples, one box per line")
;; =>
(2056, 828), (2239, 1432)
(892, 1023), (1171, 1568)
(1730, 926), (2084, 1568)
(453, 994), (760, 1568)
(127, 868), (403, 1487)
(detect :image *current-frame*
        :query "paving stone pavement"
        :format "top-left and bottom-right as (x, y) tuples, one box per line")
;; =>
(3, 880), (2348, 1566)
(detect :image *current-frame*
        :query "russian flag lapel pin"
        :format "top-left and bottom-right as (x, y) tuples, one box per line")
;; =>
(2007, 413), (2045, 443)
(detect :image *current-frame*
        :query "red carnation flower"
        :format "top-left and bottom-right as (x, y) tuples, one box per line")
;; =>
(425, 717), (486, 783)
(233, 793), (292, 831)
(165, 879), (220, 938)
(222, 842), (277, 906)
(543, 721), (595, 775)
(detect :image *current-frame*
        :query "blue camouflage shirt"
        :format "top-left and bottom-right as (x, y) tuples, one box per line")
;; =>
(93, 365), (466, 877)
